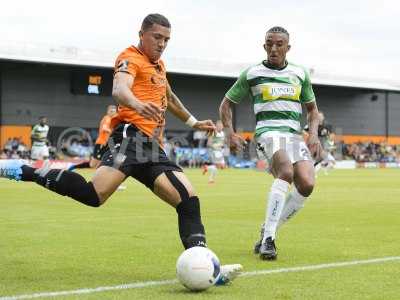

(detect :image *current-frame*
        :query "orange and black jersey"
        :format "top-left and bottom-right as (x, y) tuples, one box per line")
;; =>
(112, 46), (168, 141)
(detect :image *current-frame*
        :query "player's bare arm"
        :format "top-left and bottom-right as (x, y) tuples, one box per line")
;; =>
(112, 72), (162, 122)
(102, 124), (112, 134)
(219, 97), (246, 152)
(305, 101), (321, 157)
(166, 83), (215, 132)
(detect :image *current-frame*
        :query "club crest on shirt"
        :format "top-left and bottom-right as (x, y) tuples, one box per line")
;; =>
(151, 75), (166, 86)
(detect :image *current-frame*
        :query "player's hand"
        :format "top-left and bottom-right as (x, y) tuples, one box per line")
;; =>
(307, 134), (321, 158)
(134, 102), (163, 122)
(228, 132), (247, 153)
(193, 120), (216, 135)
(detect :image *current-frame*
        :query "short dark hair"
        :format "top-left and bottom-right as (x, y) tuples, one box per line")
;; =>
(267, 26), (289, 38)
(39, 116), (46, 120)
(141, 14), (170, 31)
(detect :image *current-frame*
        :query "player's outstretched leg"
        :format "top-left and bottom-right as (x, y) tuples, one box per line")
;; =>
(0, 159), (125, 207)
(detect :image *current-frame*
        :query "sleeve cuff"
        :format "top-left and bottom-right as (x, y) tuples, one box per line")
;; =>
(303, 98), (316, 104)
(225, 94), (239, 104)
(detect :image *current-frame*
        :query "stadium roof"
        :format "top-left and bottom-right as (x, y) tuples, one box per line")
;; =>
(1, 41), (400, 92)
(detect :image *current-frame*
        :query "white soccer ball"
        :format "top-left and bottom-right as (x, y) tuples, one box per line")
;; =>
(176, 246), (221, 291)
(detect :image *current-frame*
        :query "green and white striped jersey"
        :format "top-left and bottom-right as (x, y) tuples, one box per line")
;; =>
(31, 124), (49, 146)
(209, 131), (225, 151)
(225, 61), (315, 137)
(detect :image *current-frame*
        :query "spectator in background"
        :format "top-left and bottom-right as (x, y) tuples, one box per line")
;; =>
(4, 138), (13, 152)
(341, 141), (400, 162)
(0, 150), (7, 159)
(31, 116), (50, 161)
(1, 137), (29, 159)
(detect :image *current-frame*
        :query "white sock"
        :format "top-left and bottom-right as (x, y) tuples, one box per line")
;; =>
(208, 165), (217, 181)
(263, 178), (290, 241)
(278, 186), (306, 228)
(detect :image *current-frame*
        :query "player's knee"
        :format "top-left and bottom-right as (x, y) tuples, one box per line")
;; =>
(164, 170), (195, 200)
(185, 186), (196, 198)
(296, 179), (314, 197)
(277, 167), (294, 183)
(93, 188), (109, 206)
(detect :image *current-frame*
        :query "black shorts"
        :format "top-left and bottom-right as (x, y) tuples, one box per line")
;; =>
(93, 144), (107, 160)
(100, 123), (182, 190)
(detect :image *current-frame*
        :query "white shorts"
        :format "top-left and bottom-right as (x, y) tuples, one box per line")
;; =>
(31, 144), (49, 160)
(256, 132), (312, 166)
(210, 150), (225, 165)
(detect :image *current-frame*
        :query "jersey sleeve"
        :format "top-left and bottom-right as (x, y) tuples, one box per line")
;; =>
(31, 125), (38, 135)
(225, 69), (250, 104)
(114, 52), (141, 77)
(300, 68), (316, 103)
(102, 117), (111, 131)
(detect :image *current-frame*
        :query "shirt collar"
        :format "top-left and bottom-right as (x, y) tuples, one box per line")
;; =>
(262, 59), (288, 70)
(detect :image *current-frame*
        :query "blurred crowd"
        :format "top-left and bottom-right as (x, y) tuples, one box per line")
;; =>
(2, 136), (400, 164)
(0, 137), (56, 160)
(342, 141), (400, 163)
(0, 137), (30, 159)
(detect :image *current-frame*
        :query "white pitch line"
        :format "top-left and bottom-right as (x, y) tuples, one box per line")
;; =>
(0, 280), (178, 300)
(240, 256), (400, 277)
(1, 256), (400, 300)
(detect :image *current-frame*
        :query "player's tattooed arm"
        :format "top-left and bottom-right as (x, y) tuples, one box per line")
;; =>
(112, 72), (162, 122)
(305, 101), (321, 157)
(219, 97), (246, 152)
(167, 83), (215, 132)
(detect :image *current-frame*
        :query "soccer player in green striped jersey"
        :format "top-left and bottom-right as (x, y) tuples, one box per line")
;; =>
(205, 120), (226, 183)
(219, 26), (321, 260)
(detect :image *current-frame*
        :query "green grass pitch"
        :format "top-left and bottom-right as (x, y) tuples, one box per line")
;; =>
(1, 168), (399, 299)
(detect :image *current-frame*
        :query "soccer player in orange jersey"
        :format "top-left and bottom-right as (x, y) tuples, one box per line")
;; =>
(91, 105), (117, 168)
(71, 105), (117, 170)
(1, 14), (242, 284)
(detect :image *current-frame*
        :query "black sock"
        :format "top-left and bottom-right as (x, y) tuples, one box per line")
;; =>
(72, 161), (91, 169)
(34, 168), (100, 207)
(176, 196), (206, 249)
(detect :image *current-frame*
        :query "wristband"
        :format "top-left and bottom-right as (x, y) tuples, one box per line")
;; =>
(185, 115), (198, 127)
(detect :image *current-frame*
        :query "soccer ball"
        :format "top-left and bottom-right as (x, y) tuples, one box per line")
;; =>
(176, 246), (221, 291)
